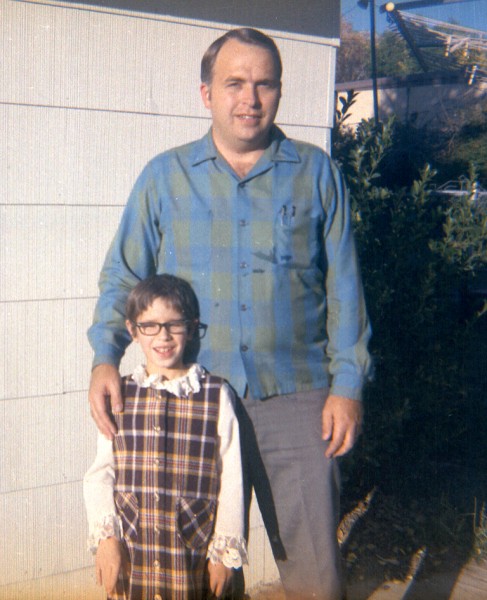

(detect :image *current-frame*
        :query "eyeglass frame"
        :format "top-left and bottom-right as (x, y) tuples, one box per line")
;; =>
(130, 318), (208, 339)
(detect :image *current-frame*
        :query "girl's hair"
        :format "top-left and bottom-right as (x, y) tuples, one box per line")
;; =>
(126, 274), (200, 324)
(200, 27), (282, 85)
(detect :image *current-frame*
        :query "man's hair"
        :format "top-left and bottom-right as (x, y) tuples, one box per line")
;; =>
(126, 274), (200, 324)
(201, 27), (282, 85)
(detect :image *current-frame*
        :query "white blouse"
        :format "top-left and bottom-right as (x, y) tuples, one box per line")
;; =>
(83, 364), (247, 569)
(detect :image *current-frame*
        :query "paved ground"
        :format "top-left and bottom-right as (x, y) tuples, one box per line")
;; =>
(249, 558), (487, 599)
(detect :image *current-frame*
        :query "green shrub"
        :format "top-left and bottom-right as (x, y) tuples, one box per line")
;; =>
(334, 114), (487, 495)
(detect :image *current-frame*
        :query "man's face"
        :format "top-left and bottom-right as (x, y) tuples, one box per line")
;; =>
(200, 39), (281, 156)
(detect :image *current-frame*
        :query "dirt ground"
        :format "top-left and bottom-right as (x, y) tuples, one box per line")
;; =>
(247, 483), (487, 600)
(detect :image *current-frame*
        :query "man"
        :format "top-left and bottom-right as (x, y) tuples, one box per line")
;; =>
(88, 28), (371, 600)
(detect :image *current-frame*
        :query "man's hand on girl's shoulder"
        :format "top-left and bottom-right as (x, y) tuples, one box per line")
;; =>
(89, 363), (123, 440)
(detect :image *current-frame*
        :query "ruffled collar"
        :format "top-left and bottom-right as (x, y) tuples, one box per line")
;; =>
(131, 363), (205, 397)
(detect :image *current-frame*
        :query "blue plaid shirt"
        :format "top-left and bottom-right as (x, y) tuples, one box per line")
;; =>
(88, 127), (372, 400)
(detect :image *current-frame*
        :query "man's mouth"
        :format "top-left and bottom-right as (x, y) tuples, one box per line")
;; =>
(237, 114), (261, 121)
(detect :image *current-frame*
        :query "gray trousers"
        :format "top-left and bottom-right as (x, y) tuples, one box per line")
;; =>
(238, 388), (344, 600)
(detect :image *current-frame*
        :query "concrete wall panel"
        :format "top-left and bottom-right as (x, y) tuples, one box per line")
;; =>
(1, 0), (338, 593)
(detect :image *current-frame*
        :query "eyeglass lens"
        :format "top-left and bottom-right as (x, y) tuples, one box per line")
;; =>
(137, 320), (188, 335)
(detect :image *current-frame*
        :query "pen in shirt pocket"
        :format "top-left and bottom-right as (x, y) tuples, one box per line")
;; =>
(280, 204), (296, 226)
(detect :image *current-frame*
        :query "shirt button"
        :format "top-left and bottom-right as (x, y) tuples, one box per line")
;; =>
(239, 219), (247, 227)
(241, 345), (248, 352)
(238, 182), (246, 188)
(154, 492), (160, 501)
(154, 458), (160, 466)
(153, 425), (161, 432)
(154, 595), (162, 600)
(241, 304), (247, 311)
(239, 262), (248, 269)
(153, 560), (161, 568)
(154, 526), (160, 534)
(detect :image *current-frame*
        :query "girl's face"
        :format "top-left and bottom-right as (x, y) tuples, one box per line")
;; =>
(126, 298), (192, 379)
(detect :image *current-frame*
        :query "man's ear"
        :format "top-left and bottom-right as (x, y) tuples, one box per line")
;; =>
(200, 83), (211, 109)
(126, 320), (138, 342)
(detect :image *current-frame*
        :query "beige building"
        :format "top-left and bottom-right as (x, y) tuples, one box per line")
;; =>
(336, 72), (487, 128)
(0, 1), (340, 597)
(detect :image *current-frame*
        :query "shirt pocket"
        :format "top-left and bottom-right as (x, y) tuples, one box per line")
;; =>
(115, 491), (139, 543)
(273, 205), (321, 269)
(176, 496), (217, 550)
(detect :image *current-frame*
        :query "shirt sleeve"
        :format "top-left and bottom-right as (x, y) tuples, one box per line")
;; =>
(83, 432), (121, 553)
(322, 159), (373, 401)
(87, 162), (163, 368)
(207, 383), (248, 569)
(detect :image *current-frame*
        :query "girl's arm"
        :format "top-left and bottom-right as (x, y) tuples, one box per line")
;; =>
(96, 537), (123, 595)
(207, 561), (234, 598)
(83, 432), (122, 551)
(207, 383), (248, 572)
(84, 432), (125, 591)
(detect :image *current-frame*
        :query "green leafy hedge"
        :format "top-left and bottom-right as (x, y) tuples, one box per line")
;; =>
(334, 102), (487, 495)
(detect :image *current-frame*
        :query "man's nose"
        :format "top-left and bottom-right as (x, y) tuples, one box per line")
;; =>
(243, 84), (259, 106)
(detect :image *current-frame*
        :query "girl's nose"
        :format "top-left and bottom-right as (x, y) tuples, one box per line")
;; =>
(158, 325), (172, 339)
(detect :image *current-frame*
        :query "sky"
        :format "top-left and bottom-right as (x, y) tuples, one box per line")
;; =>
(341, 0), (487, 34)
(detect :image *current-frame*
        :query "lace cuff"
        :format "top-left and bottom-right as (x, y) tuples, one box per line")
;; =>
(87, 513), (122, 554)
(207, 534), (248, 569)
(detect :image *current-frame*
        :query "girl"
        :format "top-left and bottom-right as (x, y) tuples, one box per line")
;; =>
(84, 274), (247, 599)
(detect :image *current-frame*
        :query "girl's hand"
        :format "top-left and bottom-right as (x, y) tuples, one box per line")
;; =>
(207, 561), (234, 598)
(95, 537), (123, 595)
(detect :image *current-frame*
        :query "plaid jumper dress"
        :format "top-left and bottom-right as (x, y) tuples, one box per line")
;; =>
(110, 371), (222, 600)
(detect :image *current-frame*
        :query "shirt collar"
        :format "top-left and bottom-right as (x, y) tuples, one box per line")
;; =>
(266, 126), (301, 164)
(131, 363), (205, 397)
(190, 125), (301, 168)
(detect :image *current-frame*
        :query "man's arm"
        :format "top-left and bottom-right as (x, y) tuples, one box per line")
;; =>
(320, 159), (372, 456)
(87, 161), (162, 435)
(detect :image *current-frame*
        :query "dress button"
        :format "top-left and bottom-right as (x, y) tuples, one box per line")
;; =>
(153, 560), (161, 568)
(241, 345), (248, 352)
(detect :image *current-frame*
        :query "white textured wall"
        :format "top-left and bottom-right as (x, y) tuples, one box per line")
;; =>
(0, 0), (337, 596)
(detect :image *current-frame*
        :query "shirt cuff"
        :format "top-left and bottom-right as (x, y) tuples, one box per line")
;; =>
(87, 513), (123, 554)
(92, 352), (123, 370)
(330, 374), (366, 402)
(207, 534), (248, 569)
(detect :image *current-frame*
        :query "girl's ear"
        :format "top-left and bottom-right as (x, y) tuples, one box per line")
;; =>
(187, 319), (199, 341)
(126, 320), (138, 342)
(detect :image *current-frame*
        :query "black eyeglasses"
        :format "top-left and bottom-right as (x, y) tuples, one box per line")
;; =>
(131, 319), (208, 339)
